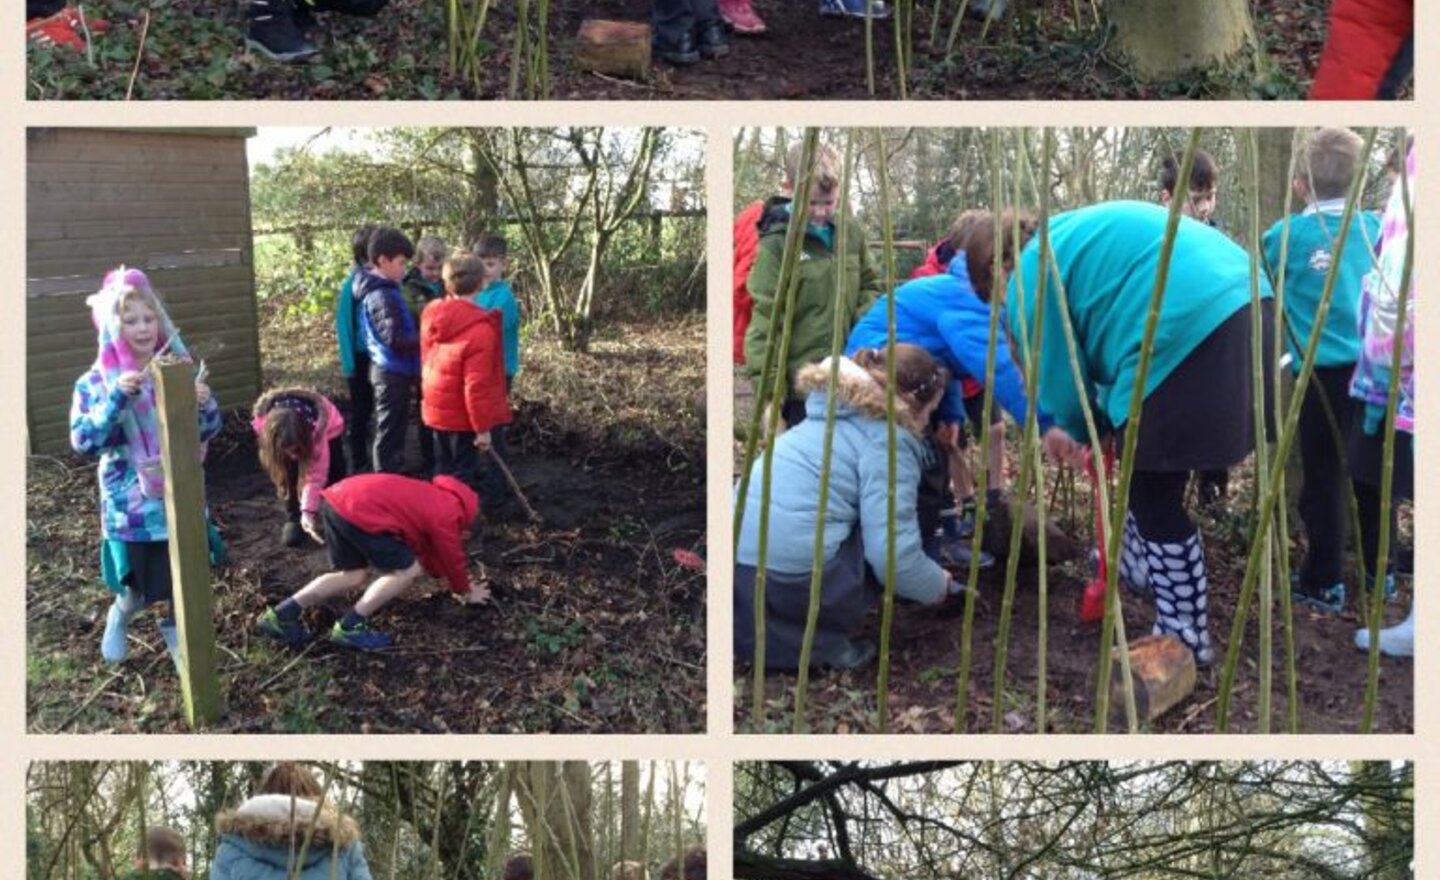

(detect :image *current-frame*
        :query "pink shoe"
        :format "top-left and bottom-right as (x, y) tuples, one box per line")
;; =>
(718, 0), (766, 34)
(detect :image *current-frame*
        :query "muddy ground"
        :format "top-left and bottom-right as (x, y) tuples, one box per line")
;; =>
(731, 403), (1413, 734)
(28, 322), (706, 734)
(28, 0), (1349, 100)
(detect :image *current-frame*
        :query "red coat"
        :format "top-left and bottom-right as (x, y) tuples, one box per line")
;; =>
(420, 297), (512, 435)
(733, 199), (765, 364)
(1310, 0), (1412, 99)
(322, 473), (479, 594)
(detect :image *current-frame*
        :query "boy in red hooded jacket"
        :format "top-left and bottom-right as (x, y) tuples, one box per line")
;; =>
(1310, 0), (1412, 99)
(420, 252), (513, 491)
(256, 472), (489, 650)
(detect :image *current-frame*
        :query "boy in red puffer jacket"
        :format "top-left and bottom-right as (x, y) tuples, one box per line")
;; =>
(1311, 0), (1413, 99)
(421, 252), (512, 491)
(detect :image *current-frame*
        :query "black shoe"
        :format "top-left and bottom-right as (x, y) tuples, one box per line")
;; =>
(819, 639), (877, 670)
(653, 34), (701, 65)
(312, 0), (389, 15)
(247, 0), (319, 62)
(697, 22), (730, 58)
(281, 521), (305, 548)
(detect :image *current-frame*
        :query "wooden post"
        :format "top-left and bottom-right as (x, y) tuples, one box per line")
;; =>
(151, 359), (222, 727)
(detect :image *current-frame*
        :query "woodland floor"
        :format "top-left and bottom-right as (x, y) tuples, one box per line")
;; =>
(731, 377), (1414, 735)
(27, 316), (706, 734)
(26, 0), (1373, 101)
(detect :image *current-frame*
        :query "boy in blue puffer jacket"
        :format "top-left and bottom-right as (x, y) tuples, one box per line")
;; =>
(1007, 201), (1276, 665)
(336, 224), (377, 474)
(1263, 127), (1385, 614)
(846, 210), (1065, 569)
(356, 226), (417, 474)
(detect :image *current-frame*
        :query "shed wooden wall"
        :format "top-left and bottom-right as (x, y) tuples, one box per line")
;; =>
(27, 128), (261, 454)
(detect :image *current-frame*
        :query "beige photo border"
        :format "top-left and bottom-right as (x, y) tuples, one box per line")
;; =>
(2, 9), (1435, 874)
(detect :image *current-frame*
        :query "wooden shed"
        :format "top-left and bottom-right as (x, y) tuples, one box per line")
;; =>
(27, 128), (262, 454)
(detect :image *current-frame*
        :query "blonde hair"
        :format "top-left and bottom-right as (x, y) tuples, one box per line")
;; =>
(611, 861), (648, 880)
(784, 142), (842, 194)
(417, 235), (449, 264)
(851, 343), (949, 413)
(444, 253), (487, 298)
(1299, 127), (1364, 200)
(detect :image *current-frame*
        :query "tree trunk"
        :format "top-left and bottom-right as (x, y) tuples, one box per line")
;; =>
(1254, 128), (1296, 228)
(1108, 0), (1254, 81)
(515, 762), (596, 880)
(621, 762), (641, 864)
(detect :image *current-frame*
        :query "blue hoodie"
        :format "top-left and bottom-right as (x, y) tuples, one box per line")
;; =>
(846, 253), (1052, 433)
(1006, 201), (1273, 440)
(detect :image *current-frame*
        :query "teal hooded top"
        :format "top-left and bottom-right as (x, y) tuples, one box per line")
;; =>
(1006, 201), (1273, 440)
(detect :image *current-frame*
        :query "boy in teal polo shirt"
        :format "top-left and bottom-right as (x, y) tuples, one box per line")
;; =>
(472, 234), (522, 510)
(1263, 127), (1384, 613)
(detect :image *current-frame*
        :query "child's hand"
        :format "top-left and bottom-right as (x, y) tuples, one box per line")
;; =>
(474, 431), (492, 452)
(1042, 426), (1086, 467)
(195, 382), (212, 407)
(462, 580), (492, 605)
(301, 512), (324, 545)
(117, 371), (144, 395)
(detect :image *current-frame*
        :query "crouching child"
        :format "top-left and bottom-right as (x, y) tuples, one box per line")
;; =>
(256, 472), (490, 650)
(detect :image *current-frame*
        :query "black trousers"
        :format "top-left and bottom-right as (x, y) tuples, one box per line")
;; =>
(414, 383), (436, 476)
(1296, 364), (1358, 591)
(370, 365), (413, 474)
(280, 435), (348, 523)
(435, 430), (481, 489)
(1349, 405), (1413, 582)
(345, 353), (375, 474)
(1128, 470), (1194, 544)
(1377, 32), (1414, 99)
(652, 0), (719, 46)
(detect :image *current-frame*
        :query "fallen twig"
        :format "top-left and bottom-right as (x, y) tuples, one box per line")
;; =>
(257, 641), (323, 690)
(56, 669), (126, 732)
(125, 10), (151, 102)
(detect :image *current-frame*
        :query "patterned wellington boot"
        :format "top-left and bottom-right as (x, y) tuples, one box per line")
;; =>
(1118, 511), (1152, 595)
(1144, 530), (1215, 666)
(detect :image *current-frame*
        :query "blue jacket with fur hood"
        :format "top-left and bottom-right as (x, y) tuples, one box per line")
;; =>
(210, 795), (373, 880)
(735, 357), (948, 605)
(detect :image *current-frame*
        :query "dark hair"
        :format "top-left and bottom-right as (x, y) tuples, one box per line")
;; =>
(142, 826), (186, 866)
(851, 343), (949, 413)
(475, 234), (508, 258)
(368, 226), (416, 264)
(953, 209), (1038, 301)
(503, 853), (534, 880)
(258, 762), (324, 799)
(351, 224), (379, 265)
(1386, 136), (1415, 175)
(659, 848), (706, 880)
(256, 404), (313, 499)
(1159, 149), (1217, 197)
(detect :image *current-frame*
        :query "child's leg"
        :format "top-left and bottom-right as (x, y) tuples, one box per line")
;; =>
(652, 0), (701, 61)
(985, 419), (1006, 492)
(369, 365), (413, 474)
(1129, 469), (1213, 664)
(1295, 366), (1354, 597)
(415, 385), (436, 477)
(346, 354), (375, 473)
(281, 459), (304, 547)
(289, 569), (371, 607)
(351, 561), (425, 617)
(326, 434), (347, 486)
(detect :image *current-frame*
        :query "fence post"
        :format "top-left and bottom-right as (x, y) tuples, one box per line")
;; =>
(150, 359), (222, 727)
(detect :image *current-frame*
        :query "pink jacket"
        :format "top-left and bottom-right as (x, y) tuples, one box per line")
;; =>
(251, 391), (346, 516)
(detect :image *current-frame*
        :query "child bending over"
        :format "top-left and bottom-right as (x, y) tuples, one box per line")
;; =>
(252, 388), (347, 548)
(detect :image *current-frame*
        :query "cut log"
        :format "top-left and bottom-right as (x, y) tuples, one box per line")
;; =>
(575, 20), (651, 80)
(1101, 634), (1197, 726)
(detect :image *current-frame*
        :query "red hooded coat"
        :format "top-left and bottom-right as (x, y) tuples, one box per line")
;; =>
(420, 298), (512, 435)
(733, 199), (765, 364)
(322, 473), (479, 594)
(1310, 0), (1412, 99)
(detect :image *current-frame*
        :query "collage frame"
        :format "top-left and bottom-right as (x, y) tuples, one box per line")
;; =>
(7, 5), (1434, 877)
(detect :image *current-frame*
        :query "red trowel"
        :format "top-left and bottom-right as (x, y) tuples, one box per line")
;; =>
(1079, 444), (1116, 623)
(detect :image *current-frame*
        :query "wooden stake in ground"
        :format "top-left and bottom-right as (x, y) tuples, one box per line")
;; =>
(574, 20), (651, 80)
(151, 359), (221, 727)
(488, 447), (542, 524)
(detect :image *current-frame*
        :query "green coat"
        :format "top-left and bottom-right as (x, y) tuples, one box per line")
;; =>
(744, 196), (880, 401)
(120, 868), (187, 880)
